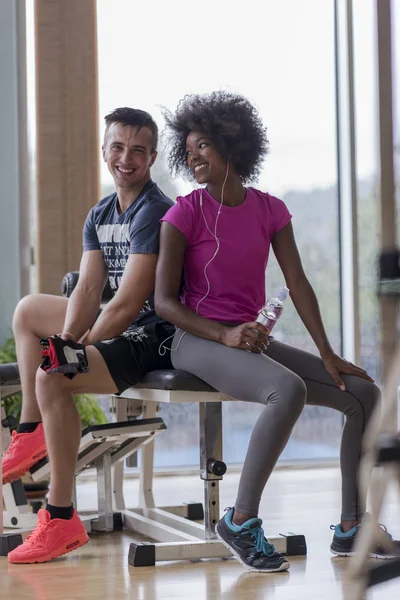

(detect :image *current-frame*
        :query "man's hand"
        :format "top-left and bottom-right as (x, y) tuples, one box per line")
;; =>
(60, 331), (75, 342)
(221, 323), (270, 353)
(322, 352), (374, 391)
(40, 335), (89, 379)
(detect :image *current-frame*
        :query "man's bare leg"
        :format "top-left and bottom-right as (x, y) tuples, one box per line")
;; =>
(7, 346), (119, 564)
(35, 346), (117, 506)
(12, 294), (69, 423)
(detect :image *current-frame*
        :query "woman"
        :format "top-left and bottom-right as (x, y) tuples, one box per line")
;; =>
(155, 91), (394, 573)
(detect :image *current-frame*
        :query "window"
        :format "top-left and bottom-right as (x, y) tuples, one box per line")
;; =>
(353, 0), (381, 383)
(97, 0), (342, 467)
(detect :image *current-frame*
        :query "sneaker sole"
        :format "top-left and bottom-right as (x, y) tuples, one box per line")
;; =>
(330, 549), (356, 557)
(215, 527), (290, 573)
(330, 549), (397, 560)
(2, 448), (48, 485)
(8, 531), (89, 564)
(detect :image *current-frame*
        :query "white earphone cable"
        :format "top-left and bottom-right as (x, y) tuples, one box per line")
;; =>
(159, 160), (230, 356)
(195, 161), (230, 314)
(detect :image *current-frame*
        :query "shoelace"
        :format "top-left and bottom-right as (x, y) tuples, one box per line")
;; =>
(242, 521), (276, 557)
(25, 519), (51, 545)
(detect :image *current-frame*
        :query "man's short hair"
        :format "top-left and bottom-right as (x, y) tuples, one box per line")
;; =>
(104, 107), (158, 152)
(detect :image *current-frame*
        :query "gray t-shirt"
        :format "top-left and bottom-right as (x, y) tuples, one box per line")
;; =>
(83, 179), (173, 329)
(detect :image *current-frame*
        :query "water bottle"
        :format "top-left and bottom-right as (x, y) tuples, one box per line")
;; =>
(256, 287), (289, 332)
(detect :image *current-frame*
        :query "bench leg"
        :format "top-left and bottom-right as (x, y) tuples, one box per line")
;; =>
(112, 460), (125, 512)
(200, 402), (224, 538)
(126, 401), (225, 564)
(126, 399), (307, 566)
(91, 452), (114, 532)
(139, 403), (157, 509)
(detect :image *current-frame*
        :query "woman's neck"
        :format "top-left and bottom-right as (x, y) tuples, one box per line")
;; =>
(206, 176), (246, 207)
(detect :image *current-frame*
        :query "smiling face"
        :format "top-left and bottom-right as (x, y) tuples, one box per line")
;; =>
(185, 131), (229, 185)
(102, 122), (157, 190)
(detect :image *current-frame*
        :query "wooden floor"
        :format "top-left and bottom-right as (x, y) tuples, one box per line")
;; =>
(1, 467), (400, 599)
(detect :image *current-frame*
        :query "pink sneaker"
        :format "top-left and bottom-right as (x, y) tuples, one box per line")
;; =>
(8, 508), (89, 563)
(2, 424), (47, 484)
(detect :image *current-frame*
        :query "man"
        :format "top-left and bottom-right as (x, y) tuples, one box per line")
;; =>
(2, 107), (175, 563)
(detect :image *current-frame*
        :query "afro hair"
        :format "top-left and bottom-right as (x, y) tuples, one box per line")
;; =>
(162, 90), (269, 184)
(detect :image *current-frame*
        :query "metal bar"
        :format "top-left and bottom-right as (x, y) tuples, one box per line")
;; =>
(90, 421), (164, 439)
(203, 481), (220, 539)
(3, 481), (30, 513)
(110, 438), (144, 466)
(72, 479), (78, 512)
(0, 385), (22, 400)
(153, 504), (201, 519)
(154, 540), (232, 562)
(81, 514), (98, 533)
(111, 432), (165, 512)
(112, 461), (125, 512)
(2, 512), (37, 530)
(75, 441), (117, 474)
(143, 508), (205, 539)
(139, 403), (157, 509)
(334, 0), (360, 365)
(151, 533), (290, 561)
(125, 398), (144, 468)
(111, 394), (132, 512)
(121, 388), (226, 404)
(93, 452), (114, 532)
(122, 510), (200, 543)
(30, 439), (114, 482)
(199, 402), (223, 537)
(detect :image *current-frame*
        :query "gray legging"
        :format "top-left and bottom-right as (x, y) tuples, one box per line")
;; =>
(171, 330), (380, 521)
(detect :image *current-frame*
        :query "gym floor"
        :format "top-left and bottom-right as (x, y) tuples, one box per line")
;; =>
(1, 467), (399, 599)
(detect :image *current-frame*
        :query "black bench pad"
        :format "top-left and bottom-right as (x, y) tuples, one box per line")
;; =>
(0, 364), (216, 393)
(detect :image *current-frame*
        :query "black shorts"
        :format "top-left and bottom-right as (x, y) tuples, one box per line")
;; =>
(94, 322), (174, 394)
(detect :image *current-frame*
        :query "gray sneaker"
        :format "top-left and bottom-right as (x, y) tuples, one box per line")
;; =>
(215, 508), (290, 572)
(330, 519), (400, 559)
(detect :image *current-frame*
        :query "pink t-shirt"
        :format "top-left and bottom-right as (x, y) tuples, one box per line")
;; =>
(161, 187), (292, 324)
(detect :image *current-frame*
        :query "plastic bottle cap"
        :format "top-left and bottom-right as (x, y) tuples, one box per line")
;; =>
(277, 287), (289, 302)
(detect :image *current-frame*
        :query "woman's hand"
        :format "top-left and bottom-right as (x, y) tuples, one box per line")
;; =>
(221, 323), (270, 353)
(321, 352), (374, 390)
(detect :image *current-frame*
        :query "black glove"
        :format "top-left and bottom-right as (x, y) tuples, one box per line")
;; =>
(40, 335), (89, 380)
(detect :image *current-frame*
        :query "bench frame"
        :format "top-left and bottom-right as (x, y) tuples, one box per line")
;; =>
(1, 366), (307, 564)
